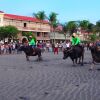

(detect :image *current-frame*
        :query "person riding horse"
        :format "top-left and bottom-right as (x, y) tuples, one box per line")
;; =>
(71, 33), (83, 57)
(63, 33), (84, 65)
(29, 36), (36, 54)
(22, 37), (35, 55)
(20, 37), (42, 61)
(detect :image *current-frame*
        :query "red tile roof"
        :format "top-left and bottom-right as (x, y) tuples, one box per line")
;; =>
(4, 13), (49, 24)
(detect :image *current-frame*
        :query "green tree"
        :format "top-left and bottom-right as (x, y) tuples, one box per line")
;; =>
(4, 25), (19, 38)
(62, 23), (68, 40)
(48, 12), (58, 43)
(93, 20), (100, 37)
(79, 20), (90, 32)
(0, 26), (6, 40)
(89, 33), (97, 42)
(0, 25), (18, 41)
(33, 11), (47, 42)
(48, 12), (58, 32)
(87, 23), (94, 33)
(22, 32), (36, 43)
(67, 21), (78, 35)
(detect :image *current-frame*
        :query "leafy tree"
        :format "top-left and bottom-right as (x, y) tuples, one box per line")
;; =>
(4, 25), (19, 38)
(67, 21), (78, 35)
(48, 12), (58, 43)
(62, 23), (68, 40)
(0, 26), (6, 40)
(33, 11), (47, 29)
(93, 20), (100, 36)
(33, 11), (47, 22)
(79, 20), (90, 32)
(48, 12), (58, 32)
(87, 23), (94, 33)
(89, 33), (97, 42)
(33, 11), (47, 42)
(22, 32), (36, 43)
(0, 25), (18, 41)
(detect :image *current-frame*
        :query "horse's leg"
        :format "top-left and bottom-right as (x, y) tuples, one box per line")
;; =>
(75, 58), (78, 64)
(26, 55), (29, 61)
(81, 50), (84, 66)
(72, 59), (75, 66)
(78, 57), (81, 64)
(37, 51), (42, 61)
(90, 59), (95, 70)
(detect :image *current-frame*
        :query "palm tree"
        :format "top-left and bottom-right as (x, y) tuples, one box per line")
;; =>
(48, 12), (58, 32)
(67, 21), (78, 35)
(94, 20), (100, 37)
(79, 20), (90, 33)
(33, 11), (47, 42)
(48, 12), (58, 43)
(87, 23), (94, 33)
(79, 20), (90, 41)
(62, 23), (68, 40)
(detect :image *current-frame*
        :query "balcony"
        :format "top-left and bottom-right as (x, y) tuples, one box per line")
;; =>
(16, 26), (50, 32)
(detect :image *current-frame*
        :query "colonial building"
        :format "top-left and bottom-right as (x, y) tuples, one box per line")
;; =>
(0, 11), (50, 42)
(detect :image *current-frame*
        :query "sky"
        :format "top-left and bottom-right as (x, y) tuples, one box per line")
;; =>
(0, 0), (100, 24)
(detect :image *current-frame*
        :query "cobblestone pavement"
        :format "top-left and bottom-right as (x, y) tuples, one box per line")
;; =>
(0, 49), (100, 100)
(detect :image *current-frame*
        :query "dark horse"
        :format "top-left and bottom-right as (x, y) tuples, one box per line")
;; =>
(89, 46), (100, 69)
(63, 46), (84, 66)
(90, 46), (100, 63)
(18, 45), (42, 61)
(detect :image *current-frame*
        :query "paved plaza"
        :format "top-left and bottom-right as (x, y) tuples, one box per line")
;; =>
(0, 49), (100, 100)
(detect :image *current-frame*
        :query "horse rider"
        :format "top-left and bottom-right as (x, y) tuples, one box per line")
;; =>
(29, 36), (36, 54)
(71, 33), (81, 46)
(71, 33), (83, 57)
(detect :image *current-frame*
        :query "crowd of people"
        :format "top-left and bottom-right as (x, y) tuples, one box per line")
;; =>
(0, 40), (71, 55)
(0, 41), (22, 55)
(0, 33), (100, 55)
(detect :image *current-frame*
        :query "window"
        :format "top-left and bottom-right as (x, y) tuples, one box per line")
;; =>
(23, 23), (27, 27)
(44, 33), (47, 37)
(37, 32), (41, 37)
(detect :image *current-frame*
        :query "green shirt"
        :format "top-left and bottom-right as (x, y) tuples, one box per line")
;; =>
(71, 37), (80, 45)
(29, 38), (35, 45)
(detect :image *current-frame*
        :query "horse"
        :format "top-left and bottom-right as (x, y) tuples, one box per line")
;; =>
(63, 46), (84, 66)
(90, 46), (100, 62)
(18, 45), (42, 61)
(89, 46), (100, 69)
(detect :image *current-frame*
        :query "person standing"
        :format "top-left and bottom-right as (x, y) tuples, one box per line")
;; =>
(54, 43), (59, 55)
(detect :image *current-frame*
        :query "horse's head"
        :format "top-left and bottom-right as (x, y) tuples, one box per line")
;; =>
(63, 48), (72, 59)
